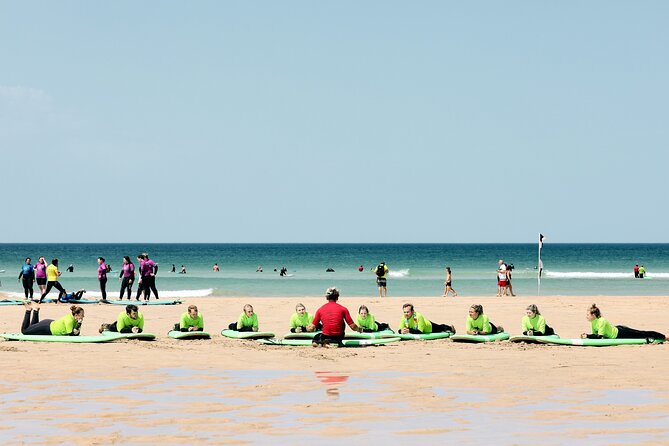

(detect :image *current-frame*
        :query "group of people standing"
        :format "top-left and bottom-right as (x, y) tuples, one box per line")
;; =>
(633, 264), (646, 279)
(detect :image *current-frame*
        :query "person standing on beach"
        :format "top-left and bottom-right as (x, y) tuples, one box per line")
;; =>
(39, 259), (66, 303)
(638, 265), (646, 279)
(308, 287), (362, 347)
(373, 262), (389, 297)
(119, 256), (135, 300)
(442, 267), (457, 297)
(634, 264), (640, 279)
(98, 257), (108, 301)
(141, 253), (159, 301)
(34, 256), (48, 296)
(134, 255), (145, 301)
(504, 263), (516, 297)
(496, 260), (507, 297)
(18, 257), (35, 300)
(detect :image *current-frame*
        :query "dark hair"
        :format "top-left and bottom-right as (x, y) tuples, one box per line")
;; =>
(25, 257), (31, 263)
(526, 304), (540, 315)
(325, 287), (340, 300)
(358, 305), (369, 314)
(126, 304), (138, 314)
(588, 303), (601, 318)
(188, 305), (198, 312)
(137, 254), (145, 260)
(123, 256), (132, 264)
(402, 303), (414, 312)
(51, 258), (58, 266)
(98, 257), (105, 262)
(70, 305), (84, 316)
(446, 266), (451, 273)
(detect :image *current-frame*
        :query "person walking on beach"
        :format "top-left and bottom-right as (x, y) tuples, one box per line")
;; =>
(504, 262), (516, 297)
(34, 256), (48, 296)
(308, 287), (362, 347)
(119, 256), (135, 300)
(638, 265), (646, 279)
(39, 259), (66, 303)
(496, 260), (507, 297)
(442, 267), (457, 297)
(634, 264), (640, 279)
(18, 257), (35, 300)
(373, 262), (389, 297)
(98, 257), (109, 301)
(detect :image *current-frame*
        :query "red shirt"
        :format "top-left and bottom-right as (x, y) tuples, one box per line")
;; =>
(312, 301), (354, 336)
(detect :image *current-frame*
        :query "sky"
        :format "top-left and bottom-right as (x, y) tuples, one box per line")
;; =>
(1, 1), (667, 243)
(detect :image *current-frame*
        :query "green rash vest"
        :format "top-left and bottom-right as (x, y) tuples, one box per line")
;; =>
(591, 317), (619, 339)
(289, 312), (312, 329)
(357, 314), (378, 331)
(180, 312), (204, 330)
(466, 314), (492, 334)
(521, 315), (547, 334)
(117, 312), (145, 331)
(398, 312), (432, 334)
(50, 314), (78, 335)
(237, 313), (258, 330)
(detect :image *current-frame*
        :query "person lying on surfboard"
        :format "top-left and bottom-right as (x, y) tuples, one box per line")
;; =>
(21, 301), (84, 336)
(398, 303), (455, 335)
(357, 305), (391, 333)
(466, 304), (503, 335)
(581, 304), (665, 340)
(522, 304), (555, 336)
(99, 304), (144, 334)
(228, 304), (258, 332)
(174, 305), (204, 332)
(289, 303), (321, 333)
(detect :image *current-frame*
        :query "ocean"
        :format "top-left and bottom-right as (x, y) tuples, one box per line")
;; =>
(1, 243), (668, 298)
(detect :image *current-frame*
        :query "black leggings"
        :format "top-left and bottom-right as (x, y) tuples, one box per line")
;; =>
(523, 325), (555, 336)
(119, 278), (133, 300)
(106, 321), (142, 334)
(21, 310), (53, 335)
(40, 281), (65, 302)
(313, 333), (344, 346)
(142, 276), (159, 300)
(228, 322), (254, 332)
(99, 278), (107, 300)
(22, 278), (34, 299)
(361, 322), (391, 333)
(616, 325), (666, 340)
(430, 322), (455, 333)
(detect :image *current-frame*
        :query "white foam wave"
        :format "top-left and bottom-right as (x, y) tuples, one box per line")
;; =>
(388, 269), (410, 278)
(545, 271), (669, 279)
(5, 289), (214, 299)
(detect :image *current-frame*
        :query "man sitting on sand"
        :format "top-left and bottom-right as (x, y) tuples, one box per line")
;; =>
(307, 287), (362, 347)
(99, 304), (144, 334)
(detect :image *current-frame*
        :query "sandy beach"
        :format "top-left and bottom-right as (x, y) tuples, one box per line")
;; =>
(0, 293), (667, 444)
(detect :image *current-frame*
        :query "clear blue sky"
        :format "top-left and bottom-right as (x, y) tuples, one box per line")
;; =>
(1, 1), (667, 242)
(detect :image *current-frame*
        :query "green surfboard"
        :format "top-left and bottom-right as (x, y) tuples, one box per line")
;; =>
(344, 329), (397, 339)
(0, 300), (26, 306)
(526, 337), (663, 346)
(451, 332), (510, 343)
(257, 337), (401, 347)
(102, 299), (182, 306)
(101, 331), (156, 341)
(220, 329), (275, 339)
(395, 331), (453, 341)
(168, 330), (211, 340)
(0, 333), (122, 343)
(509, 334), (560, 344)
(283, 331), (319, 340)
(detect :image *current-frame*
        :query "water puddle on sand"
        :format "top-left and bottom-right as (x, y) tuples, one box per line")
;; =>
(0, 369), (667, 445)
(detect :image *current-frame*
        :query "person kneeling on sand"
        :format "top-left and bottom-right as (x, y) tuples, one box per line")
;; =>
(307, 287), (362, 347)
(228, 304), (258, 332)
(467, 304), (503, 335)
(100, 304), (144, 334)
(398, 303), (455, 335)
(581, 304), (665, 340)
(357, 305), (392, 333)
(290, 303), (321, 333)
(21, 301), (84, 336)
(175, 305), (204, 332)
(522, 304), (555, 336)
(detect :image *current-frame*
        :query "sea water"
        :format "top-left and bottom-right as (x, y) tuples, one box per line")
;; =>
(0, 243), (668, 297)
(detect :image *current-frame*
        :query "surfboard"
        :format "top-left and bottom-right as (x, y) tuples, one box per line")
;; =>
(526, 337), (664, 346)
(168, 330), (211, 340)
(257, 337), (401, 347)
(344, 330), (398, 339)
(0, 333), (121, 343)
(394, 331), (454, 341)
(67, 299), (102, 304)
(509, 334), (560, 344)
(283, 331), (320, 340)
(220, 329), (275, 339)
(451, 332), (510, 343)
(0, 299), (26, 306)
(101, 299), (182, 306)
(100, 331), (156, 341)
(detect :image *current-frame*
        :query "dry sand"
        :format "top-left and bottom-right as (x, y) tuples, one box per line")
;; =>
(1, 294), (668, 444)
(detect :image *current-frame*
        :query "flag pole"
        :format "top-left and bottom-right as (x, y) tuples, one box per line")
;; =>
(538, 233), (544, 296)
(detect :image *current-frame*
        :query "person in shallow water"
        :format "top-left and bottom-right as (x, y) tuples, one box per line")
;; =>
(398, 303), (454, 335)
(20, 301), (84, 336)
(581, 304), (665, 340)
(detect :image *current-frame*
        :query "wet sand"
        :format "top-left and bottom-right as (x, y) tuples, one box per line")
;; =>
(0, 294), (668, 444)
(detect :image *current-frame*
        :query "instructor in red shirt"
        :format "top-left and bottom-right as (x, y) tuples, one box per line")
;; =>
(308, 287), (361, 347)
